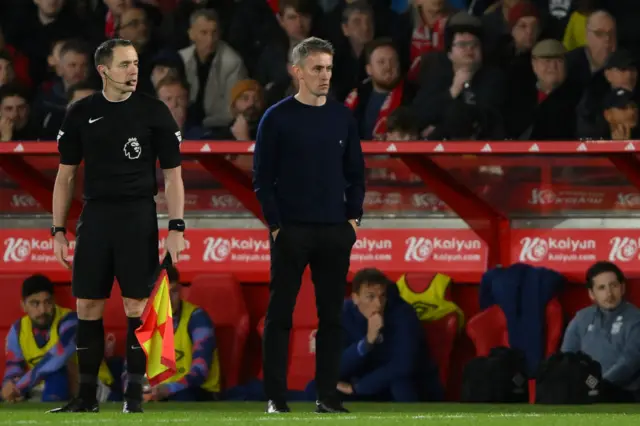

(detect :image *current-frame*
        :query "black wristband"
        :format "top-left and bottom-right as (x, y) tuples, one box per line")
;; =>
(168, 219), (186, 232)
(50, 226), (66, 237)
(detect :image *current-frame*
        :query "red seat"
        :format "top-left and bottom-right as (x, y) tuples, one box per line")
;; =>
(256, 271), (318, 390)
(423, 312), (459, 388)
(188, 274), (250, 389)
(466, 297), (564, 358)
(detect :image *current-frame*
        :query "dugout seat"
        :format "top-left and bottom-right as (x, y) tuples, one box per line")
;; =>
(188, 274), (250, 389)
(423, 312), (459, 388)
(466, 297), (564, 358)
(256, 270), (318, 390)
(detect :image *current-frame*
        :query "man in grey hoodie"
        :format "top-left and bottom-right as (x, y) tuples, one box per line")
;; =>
(561, 261), (640, 402)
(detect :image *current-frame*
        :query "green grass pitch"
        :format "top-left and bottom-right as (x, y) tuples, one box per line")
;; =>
(2, 403), (640, 425)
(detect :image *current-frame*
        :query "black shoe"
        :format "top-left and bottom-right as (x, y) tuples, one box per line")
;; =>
(47, 398), (99, 413)
(265, 400), (291, 413)
(123, 400), (144, 413)
(315, 400), (349, 413)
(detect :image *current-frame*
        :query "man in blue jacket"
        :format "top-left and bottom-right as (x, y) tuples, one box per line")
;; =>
(336, 268), (443, 402)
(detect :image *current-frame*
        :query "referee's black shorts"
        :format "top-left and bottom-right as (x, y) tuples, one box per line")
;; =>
(72, 199), (159, 300)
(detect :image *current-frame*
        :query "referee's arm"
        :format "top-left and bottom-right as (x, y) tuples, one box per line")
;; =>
(152, 101), (184, 220)
(53, 103), (83, 228)
(343, 114), (365, 221)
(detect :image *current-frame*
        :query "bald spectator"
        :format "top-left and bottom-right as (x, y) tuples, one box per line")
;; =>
(179, 8), (247, 128)
(566, 10), (617, 90)
(504, 39), (581, 140)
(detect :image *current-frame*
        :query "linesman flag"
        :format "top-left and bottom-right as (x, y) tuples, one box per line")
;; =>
(135, 254), (176, 386)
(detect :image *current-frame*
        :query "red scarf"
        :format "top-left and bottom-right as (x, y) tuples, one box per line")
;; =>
(408, 16), (447, 81)
(345, 80), (405, 139)
(105, 10), (116, 38)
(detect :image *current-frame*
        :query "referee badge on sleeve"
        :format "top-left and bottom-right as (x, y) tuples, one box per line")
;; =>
(57, 130), (64, 143)
(175, 131), (182, 144)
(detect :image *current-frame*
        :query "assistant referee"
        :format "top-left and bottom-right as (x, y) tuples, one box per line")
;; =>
(253, 37), (366, 414)
(48, 39), (186, 413)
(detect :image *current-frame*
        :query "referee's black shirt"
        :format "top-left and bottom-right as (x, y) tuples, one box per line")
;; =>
(252, 96), (366, 227)
(57, 92), (182, 202)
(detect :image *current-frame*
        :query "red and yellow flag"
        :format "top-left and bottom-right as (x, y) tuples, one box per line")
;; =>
(135, 267), (176, 386)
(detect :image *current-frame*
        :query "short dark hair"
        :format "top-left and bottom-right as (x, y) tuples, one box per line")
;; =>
(189, 8), (220, 27)
(290, 37), (334, 66)
(586, 261), (625, 289)
(22, 274), (54, 300)
(279, 0), (315, 16)
(387, 107), (419, 136)
(60, 39), (89, 59)
(364, 38), (396, 64)
(342, 1), (373, 24)
(0, 83), (29, 105)
(94, 38), (134, 68)
(0, 49), (12, 64)
(352, 268), (393, 294)
(67, 81), (97, 103)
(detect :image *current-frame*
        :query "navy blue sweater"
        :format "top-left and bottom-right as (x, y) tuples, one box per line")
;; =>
(341, 289), (443, 401)
(252, 96), (365, 227)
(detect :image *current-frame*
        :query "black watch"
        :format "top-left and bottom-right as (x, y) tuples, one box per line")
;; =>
(351, 217), (362, 226)
(168, 219), (186, 232)
(51, 226), (66, 236)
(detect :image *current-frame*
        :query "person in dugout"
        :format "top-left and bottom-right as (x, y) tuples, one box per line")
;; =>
(142, 265), (221, 402)
(561, 261), (640, 402)
(305, 268), (443, 402)
(1, 275), (114, 403)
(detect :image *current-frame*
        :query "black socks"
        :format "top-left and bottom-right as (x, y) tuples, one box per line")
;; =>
(76, 319), (105, 403)
(125, 316), (146, 402)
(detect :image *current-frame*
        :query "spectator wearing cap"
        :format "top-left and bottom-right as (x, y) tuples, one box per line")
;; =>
(493, 1), (540, 69)
(576, 48), (638, 139)
(412, 12), (506, 140)
(143, 265), (221, 402)
(1, 274), (114, 403)
(601, 88), (638, 140)
(345, 39), (416, 141)
(180, 8), (247, 128)
(210, 79), (265, 141)
(565, 10), (617, 91)
(481, 0), (522, 54)
(504, 39), (581, 140)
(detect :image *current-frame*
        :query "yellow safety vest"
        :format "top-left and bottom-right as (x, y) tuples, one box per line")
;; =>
(19, 305), (114, 386)
(396, 273), (465, 327)
(159, 301), (221, 393)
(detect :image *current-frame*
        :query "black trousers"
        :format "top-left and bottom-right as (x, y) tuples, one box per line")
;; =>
(263, 222), (356, 402)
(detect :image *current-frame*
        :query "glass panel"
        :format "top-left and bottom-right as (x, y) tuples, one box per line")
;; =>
(429, 154), (640, 218)
(0, 154), (459, 219)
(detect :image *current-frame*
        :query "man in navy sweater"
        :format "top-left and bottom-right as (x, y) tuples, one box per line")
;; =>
(253, 36), (365, 414)
(338, 268), (443, 402)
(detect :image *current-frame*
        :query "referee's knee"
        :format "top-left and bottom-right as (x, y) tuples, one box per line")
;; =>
(76, 298), (106, 320)
(123, 297), (148, 318)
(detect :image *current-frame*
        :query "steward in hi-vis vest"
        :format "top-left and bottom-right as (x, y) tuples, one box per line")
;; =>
(145, 266), (220, 402)
(2, 275), (113, 403)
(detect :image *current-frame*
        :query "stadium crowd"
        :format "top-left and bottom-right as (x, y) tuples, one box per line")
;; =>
(0, 0), (638, 144)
